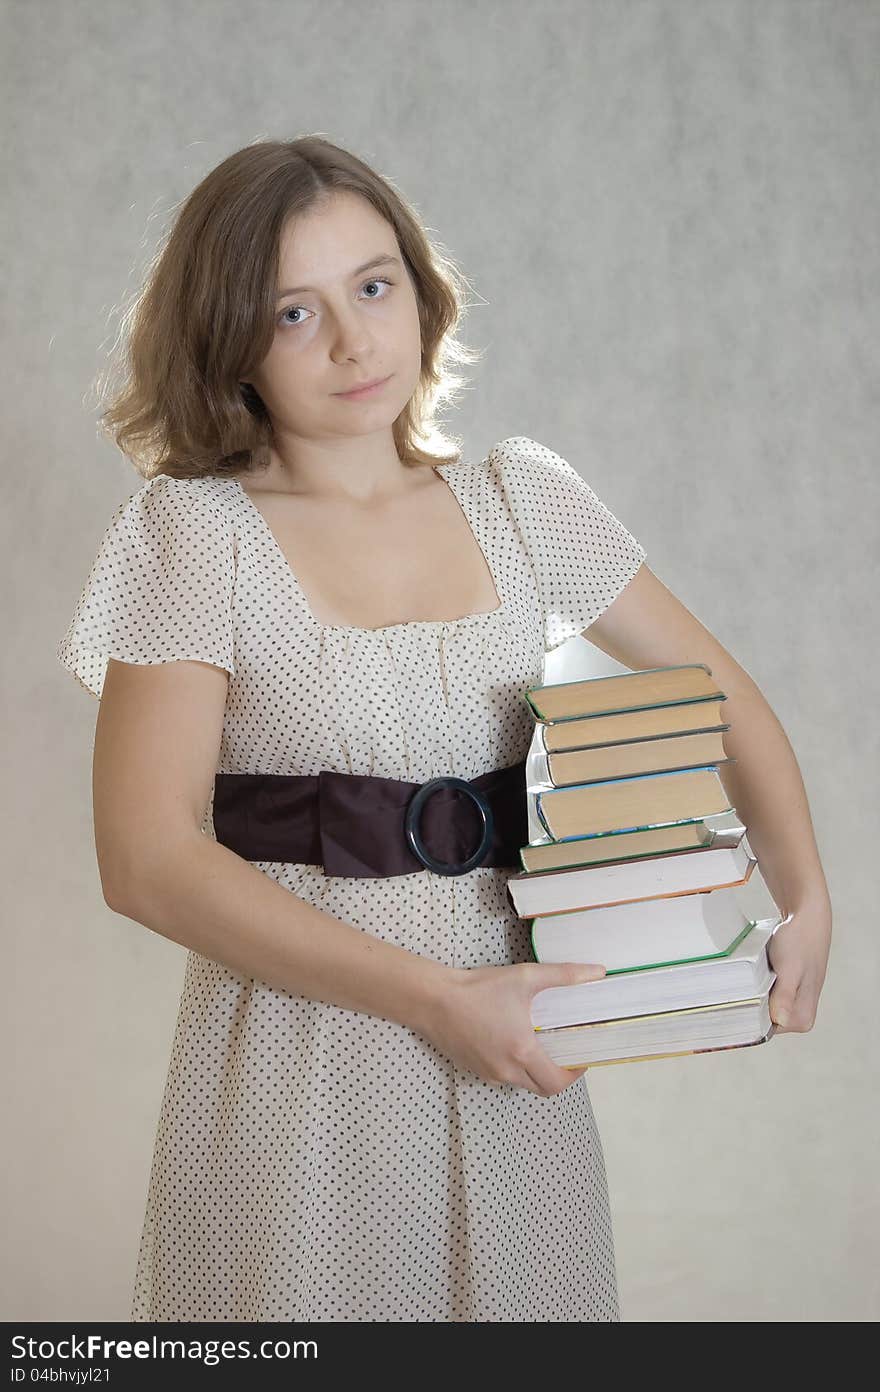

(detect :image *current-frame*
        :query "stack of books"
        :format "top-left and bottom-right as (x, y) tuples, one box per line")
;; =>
(507, 663), (782, 1069)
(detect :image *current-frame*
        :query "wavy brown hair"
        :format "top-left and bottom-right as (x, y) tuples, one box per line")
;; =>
(95, 136), (484, 480)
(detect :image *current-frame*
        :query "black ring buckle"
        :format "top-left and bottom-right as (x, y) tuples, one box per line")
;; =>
(404, 775), (495, 876)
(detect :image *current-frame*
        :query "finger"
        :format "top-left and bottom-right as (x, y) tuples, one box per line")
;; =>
(778, 980), (818, 1034)
(529, 962), (607, 998)
(769, 982), (798, 1031)
(525, 1050), (585, 1097)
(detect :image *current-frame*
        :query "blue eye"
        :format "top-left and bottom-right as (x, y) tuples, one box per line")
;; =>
(278, 277), (394, 328)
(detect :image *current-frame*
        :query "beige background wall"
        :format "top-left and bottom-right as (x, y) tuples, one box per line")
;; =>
(4, 0), (877, 1320)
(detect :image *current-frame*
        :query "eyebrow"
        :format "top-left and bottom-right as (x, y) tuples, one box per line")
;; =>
(276, 254), (401, 301)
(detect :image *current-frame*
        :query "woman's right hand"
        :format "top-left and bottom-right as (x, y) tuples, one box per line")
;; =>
(421, 961), (607, 1096)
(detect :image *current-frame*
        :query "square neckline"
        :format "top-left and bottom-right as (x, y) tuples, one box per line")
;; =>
(230, 460), (507, 636)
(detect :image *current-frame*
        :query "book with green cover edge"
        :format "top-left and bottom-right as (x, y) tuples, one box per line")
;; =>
(529, 914), (757, 975)
(516, 816), (728, 870)
(541, 721), (732, 753)
(516, 823), (742, 873)
(534, 765), (734, 839)
(523, 663), (722, 723)
(537, 750), (736, 789)
(523, 690), (726, 723)
(535, 804), (734, 839)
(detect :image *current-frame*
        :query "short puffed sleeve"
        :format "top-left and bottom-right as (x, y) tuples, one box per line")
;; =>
(57, 474), (236, 699)
(489, 435), (646, 651)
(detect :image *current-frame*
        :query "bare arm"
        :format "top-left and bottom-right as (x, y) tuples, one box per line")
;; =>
(583, 563), (831, 920)
(94, 656), (453, 1032)
(583, 563), (832, 1033)
(112, 832), (456, 1027)
(92, 654), (602, 1094)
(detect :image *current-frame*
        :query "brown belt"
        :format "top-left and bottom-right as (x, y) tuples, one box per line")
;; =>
(212, 760), (528, 877)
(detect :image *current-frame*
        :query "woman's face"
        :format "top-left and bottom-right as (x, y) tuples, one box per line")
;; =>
(246, 191), (423, 445)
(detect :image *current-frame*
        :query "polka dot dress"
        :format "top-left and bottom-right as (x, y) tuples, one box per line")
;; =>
(57, 435), (646, 1322)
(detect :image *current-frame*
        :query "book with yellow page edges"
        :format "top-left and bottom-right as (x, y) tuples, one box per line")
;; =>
(508, 664), (782, 1068)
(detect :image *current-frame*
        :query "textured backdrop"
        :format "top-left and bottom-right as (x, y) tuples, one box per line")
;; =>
(5, 0), (877, 1321)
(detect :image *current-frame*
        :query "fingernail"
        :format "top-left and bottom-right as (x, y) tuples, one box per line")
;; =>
(776, 1010), (789, 1028)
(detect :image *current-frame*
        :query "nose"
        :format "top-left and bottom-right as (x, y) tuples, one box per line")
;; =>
(328, 304), (374, 361)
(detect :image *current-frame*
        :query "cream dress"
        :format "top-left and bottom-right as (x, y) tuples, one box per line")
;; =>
(58, 435), (646, 1322)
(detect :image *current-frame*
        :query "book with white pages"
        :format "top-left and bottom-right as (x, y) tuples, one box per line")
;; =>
(507, 831), (757, 919)
(536, 995), (777, 1069)
(530, 917), (779, 1030)
(530, 883), (760, 973)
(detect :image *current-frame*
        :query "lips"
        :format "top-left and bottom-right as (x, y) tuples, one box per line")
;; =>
(346, 377), (384, 391)
(335, 374), (391, 396)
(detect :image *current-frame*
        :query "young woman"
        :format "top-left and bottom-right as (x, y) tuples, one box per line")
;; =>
(58, 136), (831, 1323)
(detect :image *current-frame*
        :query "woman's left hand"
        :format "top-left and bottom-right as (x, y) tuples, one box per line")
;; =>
(766, 898), (832, 1033)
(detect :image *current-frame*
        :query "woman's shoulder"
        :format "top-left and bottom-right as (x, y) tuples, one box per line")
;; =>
(485, 435), (578, 480)
(480, 432), (645, 562)
(478, 435), (593, 514)
(116, 471), (239, 530)
(130, 470), (237, 504)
